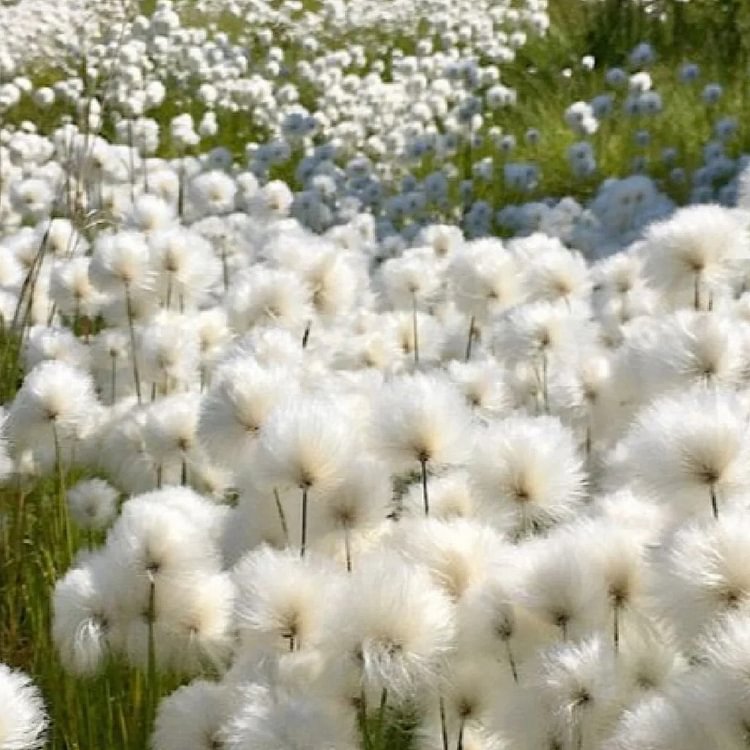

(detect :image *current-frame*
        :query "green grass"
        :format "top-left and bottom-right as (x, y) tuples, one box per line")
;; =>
(0, 412), (185, 749)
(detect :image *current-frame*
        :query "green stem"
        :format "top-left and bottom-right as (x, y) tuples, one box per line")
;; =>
(124, 283), (142, 403)
(376, 688), (388, 748)
(145, 578), (157, 748)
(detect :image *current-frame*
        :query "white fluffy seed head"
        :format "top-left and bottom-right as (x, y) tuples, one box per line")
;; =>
(233, 546), (341, 654)
(469, 415), (585, 538)
(641, 204), (750, 308)
(372, 372), (471, 471)
(0, 664), (47, 750)
(322, 554), (456, 701)
(255, 398), (354, 493)
(67, 478), (119, 530)
(152, 680), (230, 750)
(617, 387), (750, 520)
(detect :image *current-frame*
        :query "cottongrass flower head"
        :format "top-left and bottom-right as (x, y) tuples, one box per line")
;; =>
(401, 470), (477, 520)
(469, 415), (586, 539)
(372, 372), (471, 516)
(311, 458), (392, 571)
(255, 397), (354, 556)
(233, 545), (340, 654)
(52, 553), (116, 677)
(67, 478), (119, 531)
(601, 693), (701, 750)
(0, 664), (47, 750)
(323, 554), (456, 703)
(221, 682), (358, 750)
(514, 531), (608, 641)
(152, 680), (230, 750)
(531, 635), (619, 750)
(494, 301), (585, 412)
(641, 204), (750, 309)
(616, 387), (750, 520)
(7, 359), (97, 462)
(198, 358), (297, 472)
(89, 230), (153, 294)
(648, 508), (750, 648)
(385, 517), (504, 601)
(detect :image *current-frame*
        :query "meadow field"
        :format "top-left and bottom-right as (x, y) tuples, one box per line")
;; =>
(3, 0), (750, 748)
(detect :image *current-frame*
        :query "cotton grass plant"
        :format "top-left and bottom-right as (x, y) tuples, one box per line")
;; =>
(4, 0), (750, 749)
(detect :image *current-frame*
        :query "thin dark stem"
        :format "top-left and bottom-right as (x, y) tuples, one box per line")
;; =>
(465, 315), (475, 361)
(439, 696), (449, 750)
(613, 603), (620, 655)
(52, 421), (72, 563)
(145, 577), (158, 748)
(376, 688), (388, 748)
(302, 320), (311, 349)
(221, 247), (228, 291)
(420, 457), (430, 516)
(694, 271), (701, 311)
(180, 457), (187, 487)
(124, 282), (142, 403)
(506, 639), (519, 683)
(178, 157), (185, 218)
(359, 690), (372, 750)
(710, 483), (719, 519)
(300, 486), (309, 558)
(558, 615), (568, 642)
(344, 523), (352, 573)
(274, 488), (289, 545)
(456, 717), (466, 750)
